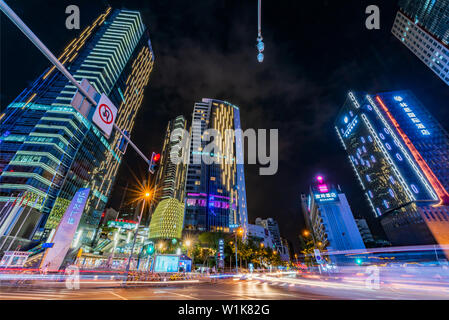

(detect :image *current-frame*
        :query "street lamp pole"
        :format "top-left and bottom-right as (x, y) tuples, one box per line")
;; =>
(234, 231), (238, 273)
(124, 193), (149, 284)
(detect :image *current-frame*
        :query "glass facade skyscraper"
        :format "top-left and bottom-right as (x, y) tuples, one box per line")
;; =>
(152, 115), (188, 205)
(300, 178), (365, 253)
(184, 99), (248, 236)
(335, 90), (449, 246)
(398, 0), (449, 42)
(0, 7), (154, 249)
(148, 115), (188, 240)
(392, 0), (449, 85)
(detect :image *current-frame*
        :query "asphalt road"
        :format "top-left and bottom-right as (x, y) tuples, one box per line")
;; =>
(0, 280), (334, 300)
(1, 277), (449, 300)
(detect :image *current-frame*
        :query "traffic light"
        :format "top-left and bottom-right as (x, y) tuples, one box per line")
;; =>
(147, 243), (155, 255)
(118, 130), (130, 154)
(355, 258), (363, 266)
(149, 152), (160, 174)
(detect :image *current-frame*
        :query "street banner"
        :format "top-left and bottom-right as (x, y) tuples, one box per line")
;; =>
(92, 94), (117, 138)
(40, 188), (90, 271)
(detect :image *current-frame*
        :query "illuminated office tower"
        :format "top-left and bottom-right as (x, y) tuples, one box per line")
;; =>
(335, 91), (449, 246)
(255, 217), (282, 249)
(183, 99), (248, 236)
(300, 176), (365, 252)
(392, 0), (449, 85)
(153, 115), (188, 205)
(0, 8), (154, 249)
(148, 116), (187, 240)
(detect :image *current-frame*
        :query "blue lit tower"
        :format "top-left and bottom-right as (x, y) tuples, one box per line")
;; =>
(335, 91), (449, 246)
(0, 8), (154, 248)
(300, 176), (365, 252)
(184, 99), (249, 237)
(392, 0), (449, 85)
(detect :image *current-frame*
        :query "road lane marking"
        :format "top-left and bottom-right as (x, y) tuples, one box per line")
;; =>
(109, 291), (128, 300)
(170, 292), (200, 300)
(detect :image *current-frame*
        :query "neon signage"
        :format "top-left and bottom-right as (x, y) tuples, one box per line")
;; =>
(314, 192), (337, 202)
(318, 184), (329, 193)
(393, 95), (430, 136)
(343, 115), (358, 138)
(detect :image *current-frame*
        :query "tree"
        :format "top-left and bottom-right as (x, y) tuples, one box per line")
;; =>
(298, 235), (315, 266)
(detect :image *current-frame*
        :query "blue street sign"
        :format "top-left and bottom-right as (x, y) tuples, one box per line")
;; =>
(42, 243), (54, 249)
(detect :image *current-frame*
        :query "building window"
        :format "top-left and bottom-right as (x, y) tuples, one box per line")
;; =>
(388, 188), (395, 198)
(195, 181), (200, 185)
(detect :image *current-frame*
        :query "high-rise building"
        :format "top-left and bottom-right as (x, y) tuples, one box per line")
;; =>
(247, 223), (274, 249)
(148, 116), (188, 240)
(255, 217), (282, 250)
(335, 90), (449, 246)
(392, 0), (449, 85)
(183, 99), (248, 236)
(153, 115), (188, 205)
(300, 176), (365, 252)
(355, 218), (375, 245)
(0, 7), (154, 249)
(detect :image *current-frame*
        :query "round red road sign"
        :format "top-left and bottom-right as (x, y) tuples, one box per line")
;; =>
(98, 104), (113, 124)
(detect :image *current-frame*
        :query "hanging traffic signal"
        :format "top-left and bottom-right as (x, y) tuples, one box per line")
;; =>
(149, 152), (160, 174)
(118, 130), (130, 154)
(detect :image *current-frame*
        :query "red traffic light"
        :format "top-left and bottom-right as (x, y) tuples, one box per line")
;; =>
(153, 153), (160, 162)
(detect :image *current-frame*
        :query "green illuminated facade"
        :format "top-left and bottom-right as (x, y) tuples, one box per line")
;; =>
(148, 198), (185, 240)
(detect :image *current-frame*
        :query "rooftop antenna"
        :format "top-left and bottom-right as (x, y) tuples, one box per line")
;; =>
(256, 0), (264, 62)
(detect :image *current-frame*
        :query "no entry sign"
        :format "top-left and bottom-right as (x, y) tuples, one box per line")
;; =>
(92, 94), (117, 138)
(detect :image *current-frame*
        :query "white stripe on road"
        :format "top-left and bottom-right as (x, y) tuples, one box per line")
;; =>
(109, 291), (128, 300)
(170, 292), (200, 300)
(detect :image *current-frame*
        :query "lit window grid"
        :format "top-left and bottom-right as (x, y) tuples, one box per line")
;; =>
(366, 95), (438, 200)
(392, 11), (449, 86)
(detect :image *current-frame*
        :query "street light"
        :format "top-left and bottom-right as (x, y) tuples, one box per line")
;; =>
(234, 227), (244, 273)
(124, 190), (151, 283)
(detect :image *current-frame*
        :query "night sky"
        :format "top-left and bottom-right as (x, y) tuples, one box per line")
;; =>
(1, 1), (448, 252)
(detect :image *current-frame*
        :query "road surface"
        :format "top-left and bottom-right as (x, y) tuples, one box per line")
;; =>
(2, 277), (449, 300)
(0, 280), (334, 300)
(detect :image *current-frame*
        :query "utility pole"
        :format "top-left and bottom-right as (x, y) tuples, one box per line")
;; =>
(124, 193), (150, 284)
(234, 231), (238, 273)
